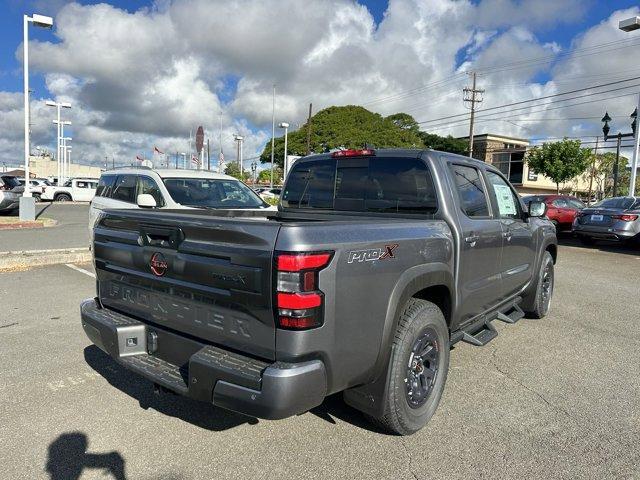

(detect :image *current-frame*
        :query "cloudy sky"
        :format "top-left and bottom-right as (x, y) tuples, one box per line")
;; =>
(0, 0), (639, 170)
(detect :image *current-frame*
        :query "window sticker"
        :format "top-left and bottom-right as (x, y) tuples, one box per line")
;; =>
(494, 184), (516, 216)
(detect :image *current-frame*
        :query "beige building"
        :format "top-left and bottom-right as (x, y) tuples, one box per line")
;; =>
(458, 133), (600, 196)
(23, 154), (102, 180)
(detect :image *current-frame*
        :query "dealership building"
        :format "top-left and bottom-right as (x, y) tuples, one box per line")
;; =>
(458, 133), (598, 196)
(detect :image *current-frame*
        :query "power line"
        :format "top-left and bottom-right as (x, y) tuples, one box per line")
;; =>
(423, 89), (640, 132)
(418, 76), (640, 125)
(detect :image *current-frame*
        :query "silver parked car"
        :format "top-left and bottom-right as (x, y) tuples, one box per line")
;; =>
(0, 176), (23, 214)
(572, 196), (640, 245)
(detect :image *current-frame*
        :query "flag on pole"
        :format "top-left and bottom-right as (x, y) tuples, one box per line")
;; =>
(191, 154), (200, 167)
(153, 146), (164, 155)
(218, 149), (225, 173)
(135, 155), (143, 162)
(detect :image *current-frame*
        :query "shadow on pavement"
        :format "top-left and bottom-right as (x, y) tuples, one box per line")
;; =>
(557, 231), (640, 256)
(309, 394), (385, 434)
(46, 432), (126, 480)
(35, 202), (52, 219)
(83, 346), (258, 431)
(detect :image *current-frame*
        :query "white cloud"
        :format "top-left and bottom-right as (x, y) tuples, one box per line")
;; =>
(0, 0), (637, 170)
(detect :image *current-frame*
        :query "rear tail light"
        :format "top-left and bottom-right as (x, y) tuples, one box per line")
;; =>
(275, 251), (333, 330)
(0, 184), (7, 191)
(331, 148), (376, 158)
(613, 214), (638, 222)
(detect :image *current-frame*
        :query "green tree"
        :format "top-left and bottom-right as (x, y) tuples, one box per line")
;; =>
(526, 139), (592, 194)
(224, 162), (250, 182)
(418, 132), (468, 155)
(258, 166), (283, 185)
(259, 106), (425, 165)
(581, 152), (630, 201)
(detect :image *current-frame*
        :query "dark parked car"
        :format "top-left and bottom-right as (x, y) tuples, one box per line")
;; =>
(523, 194), (585, 231)
(81, 149), (557, 435)
(572, 196), (640, 245)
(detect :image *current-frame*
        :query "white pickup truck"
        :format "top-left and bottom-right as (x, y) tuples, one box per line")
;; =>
(41, 178), (98, 202)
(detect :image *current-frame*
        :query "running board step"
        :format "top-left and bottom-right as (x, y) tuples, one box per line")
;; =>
(461, 322), (497, 346)
(494, 303), (525, 324)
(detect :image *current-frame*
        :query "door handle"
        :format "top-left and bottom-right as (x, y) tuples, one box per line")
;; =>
(464, 235), (480, 245)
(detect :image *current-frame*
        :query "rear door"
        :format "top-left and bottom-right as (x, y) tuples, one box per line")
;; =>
(93, 210), (281, 360)
(448, 163), (503, 325)
(485, 170), (536, 298)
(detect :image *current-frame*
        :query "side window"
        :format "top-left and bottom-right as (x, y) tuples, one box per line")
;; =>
(486, 171), (521, 219)
(449, 164), (490, 218)
(76, 181), (88, 189)
(111, 175), (137, 203)
(552, 198), (568, 208)
(96, 175), (117, 197)
(137, 176), (164, 206)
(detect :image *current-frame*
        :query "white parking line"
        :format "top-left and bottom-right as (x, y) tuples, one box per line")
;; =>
(65, 263), (96, 278)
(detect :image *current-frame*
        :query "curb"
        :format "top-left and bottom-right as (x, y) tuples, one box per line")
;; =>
(0, 247), (92, 270)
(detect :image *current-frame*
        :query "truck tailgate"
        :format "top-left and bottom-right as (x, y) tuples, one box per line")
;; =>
(93, 210), (280, 361)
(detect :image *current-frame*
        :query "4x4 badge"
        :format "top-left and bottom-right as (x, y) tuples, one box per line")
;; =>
(150, 252), (168, 276)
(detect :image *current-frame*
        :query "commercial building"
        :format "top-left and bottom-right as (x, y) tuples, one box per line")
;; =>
(458, 133), (601, 196)
(3, 154), (101, 181)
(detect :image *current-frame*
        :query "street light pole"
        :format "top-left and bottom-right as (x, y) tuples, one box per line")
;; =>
(619, 16), (640, 195)
(279, 122), (289, 176)
(20, 13), (53, 221)
(46, 101), (71, 185)
(270, 84), (275, 188)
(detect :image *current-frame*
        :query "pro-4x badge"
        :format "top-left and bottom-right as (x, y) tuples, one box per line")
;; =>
(347, 244), (398, 263)
(150, 252), (168, 276)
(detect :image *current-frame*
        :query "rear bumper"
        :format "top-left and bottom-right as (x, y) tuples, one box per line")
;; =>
(572, 223), (638, 241)
(80, 298), (327, 420)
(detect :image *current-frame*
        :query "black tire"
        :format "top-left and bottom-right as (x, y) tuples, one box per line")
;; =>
(55, 193), (72, 202)
(525, 251), (554, 319)
(368, 299), (449, 436)
(580, 236), (595, 246)
(34, 194), (41, 202)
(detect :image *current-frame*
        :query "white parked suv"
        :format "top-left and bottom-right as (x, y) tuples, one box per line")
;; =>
(89, 168), (275, 232)
(41, 178), (98, 202)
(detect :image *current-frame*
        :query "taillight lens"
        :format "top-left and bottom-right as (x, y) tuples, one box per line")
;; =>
(275, 251), (333, 330)
(613, 214), (638, 222)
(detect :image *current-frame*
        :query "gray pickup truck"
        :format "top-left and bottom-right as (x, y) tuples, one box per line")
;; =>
(81, 148), (557, 435)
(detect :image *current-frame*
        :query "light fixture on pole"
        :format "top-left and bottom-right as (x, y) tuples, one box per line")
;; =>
(601, 111), (635, 197)
(619, 15), (640, 195)
(234, 135), (244, 178)
(45, 100), (71, 185)
(279, 122), (290, 177)
(20, 12), (53, 221)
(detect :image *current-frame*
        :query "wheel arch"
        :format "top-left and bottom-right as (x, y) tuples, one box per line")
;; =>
(343, 264), (454, 417)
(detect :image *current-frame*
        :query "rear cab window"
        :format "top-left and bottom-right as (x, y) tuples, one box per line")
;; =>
(281, 155), (438, 215)
(448, 164), (490, 218)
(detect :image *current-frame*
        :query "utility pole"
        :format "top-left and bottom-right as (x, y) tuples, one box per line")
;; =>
(587, 136), (598, 205)
(105, 156), (108, 171)
(207, 139), (211, 171)
(463, 72), (484, 159)
(306, 103), (313, 155)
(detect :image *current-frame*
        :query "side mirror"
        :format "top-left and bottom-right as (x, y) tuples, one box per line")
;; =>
(528, 200), (546, 218)
(137, 193), (157, 208)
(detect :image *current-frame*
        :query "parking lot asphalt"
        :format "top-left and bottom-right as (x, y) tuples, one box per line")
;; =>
(0, 243), (639, 480)
(0, 203), (90, 251)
